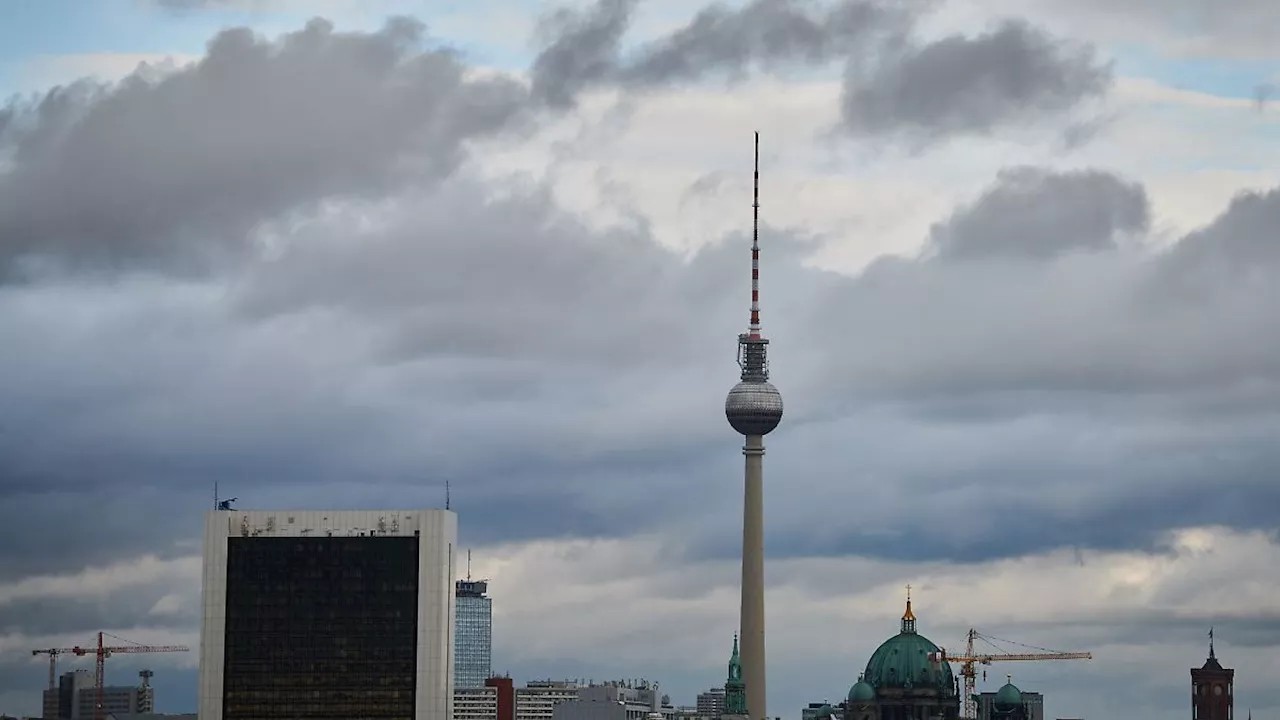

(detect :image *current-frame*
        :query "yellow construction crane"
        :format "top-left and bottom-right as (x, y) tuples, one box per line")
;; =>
(929, 628), (1092, 720)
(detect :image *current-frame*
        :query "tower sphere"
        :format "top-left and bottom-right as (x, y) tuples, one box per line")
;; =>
(725, 380), (784, 436)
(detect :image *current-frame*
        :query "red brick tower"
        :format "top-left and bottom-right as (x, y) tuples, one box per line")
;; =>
(1192, 628), (1234, 720)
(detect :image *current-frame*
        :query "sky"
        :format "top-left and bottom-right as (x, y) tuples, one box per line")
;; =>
(1, 0), (1279, 718)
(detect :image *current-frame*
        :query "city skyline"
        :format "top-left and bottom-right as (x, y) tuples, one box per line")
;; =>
(3, 1), (1280, 719)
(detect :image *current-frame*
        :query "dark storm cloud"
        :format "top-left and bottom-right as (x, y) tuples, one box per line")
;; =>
(616, 0), (916, 85)
(529, 0), (1107, 139)
(530, 0), (915, 108)
(530, 0), (637, 108)
(926, 166), (1149, 261)
(840, 19), (1112, 140)
(0, 17), (527, 279)
(1166, 186), (1280, 269)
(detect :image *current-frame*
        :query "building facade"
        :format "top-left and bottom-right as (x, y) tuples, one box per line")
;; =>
(454, 678), (515, 720)
(197, 509), (457, 720)
(1192, 633), (1234, 720)
(695, 688), (724, 718)
(516, 681), (582, 720)
(42, 670), (154, 720)
(455, 580), (494, 689)
(551, 683), (675, 720)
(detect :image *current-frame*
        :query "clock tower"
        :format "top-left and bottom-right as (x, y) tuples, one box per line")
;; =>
(1192, 628), (1234, 720)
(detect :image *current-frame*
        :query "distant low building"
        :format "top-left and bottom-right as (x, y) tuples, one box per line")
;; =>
(801, 702), (841, 720)
(455, 677), (516, 720)
(551, 682), (674, 720)
(517, 680), (583, 720)
(672, 706), (711, 720)
(42, 670), (154, 720)
(695, 688), (725, 718)
(975, 678), (1043, 720)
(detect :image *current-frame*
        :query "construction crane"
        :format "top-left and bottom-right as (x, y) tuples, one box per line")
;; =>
(929, 628), (1092, 720)
(30, 648), (64, 691)
(30, 632), (189, 720)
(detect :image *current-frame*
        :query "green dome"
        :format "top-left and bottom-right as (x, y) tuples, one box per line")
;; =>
(994, 682), (1023, 709)
(863, 631), (955, 691)
(862, 600), (955, 693)
(848, 679), (875, 702)
(812, 704), (836, 719)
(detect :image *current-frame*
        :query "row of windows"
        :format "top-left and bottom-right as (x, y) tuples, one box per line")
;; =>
(224, 673), (415, 689)
(225, 685), (415, 697)
(223, 536), (420, 720)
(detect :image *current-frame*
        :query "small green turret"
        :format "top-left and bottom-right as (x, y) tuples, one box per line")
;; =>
(724, 634), (747, 715)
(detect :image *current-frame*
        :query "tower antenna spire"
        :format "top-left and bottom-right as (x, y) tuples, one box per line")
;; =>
(749, 131), (761, 338)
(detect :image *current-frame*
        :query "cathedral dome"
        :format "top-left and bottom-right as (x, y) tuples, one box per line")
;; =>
(848, 676), (875, 703)
(993, 680), (1022, 710)
(862, 596), (956, 694)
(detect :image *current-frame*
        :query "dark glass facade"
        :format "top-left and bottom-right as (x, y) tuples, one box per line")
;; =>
(222, 536), (420, 720)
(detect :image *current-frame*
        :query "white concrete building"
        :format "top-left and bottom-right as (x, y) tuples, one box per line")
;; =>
(516, 681), (582, 720)
(455, 686), (499, 720)
(198, 508), (457, 720)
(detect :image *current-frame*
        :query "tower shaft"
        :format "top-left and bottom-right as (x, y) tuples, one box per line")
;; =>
(740, 434), (766, 720)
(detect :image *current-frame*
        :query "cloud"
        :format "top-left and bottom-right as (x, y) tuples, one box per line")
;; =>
(530, 0), (638, 108)
(1002, 0), (1280, 59)
(0, 17), (528, 279)
(925, 166), (1148, 261)
(840, 19), (1112, 141)
(527, 0), (1108, 143)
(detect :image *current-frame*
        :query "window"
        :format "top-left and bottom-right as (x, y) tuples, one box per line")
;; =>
(222, 535), (420, 720)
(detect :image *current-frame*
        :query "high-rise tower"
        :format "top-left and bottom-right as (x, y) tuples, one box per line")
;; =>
(198, 509), (457, 720)
(724, 131), (784, 720)
(454, 569), (493, 688)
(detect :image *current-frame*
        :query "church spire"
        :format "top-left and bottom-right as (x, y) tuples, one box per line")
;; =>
(901, 584), (917, 634)
(724, 634), (746, 715)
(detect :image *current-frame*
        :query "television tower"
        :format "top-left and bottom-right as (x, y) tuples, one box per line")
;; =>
(724, 131), (784, 720)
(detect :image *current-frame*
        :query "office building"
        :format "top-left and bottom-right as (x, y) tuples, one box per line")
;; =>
(694, 688), (724, 718)
(455, 579), (493, 689)
(198, 508), (457, 720)
(552, 682), (674, 720)
(516, 681), (581, 720)
(42, 670), (154, 720)
(454, 677), (515, 720)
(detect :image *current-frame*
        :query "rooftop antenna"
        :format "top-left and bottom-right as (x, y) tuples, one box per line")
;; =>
(446, 480), (451, 510)
(749, 130), (761, 340)
(214, 482), (237, 511)
(467, 549), (472, 581)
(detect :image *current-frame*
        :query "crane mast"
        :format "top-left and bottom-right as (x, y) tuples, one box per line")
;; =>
(929, 628), (1092, 720)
